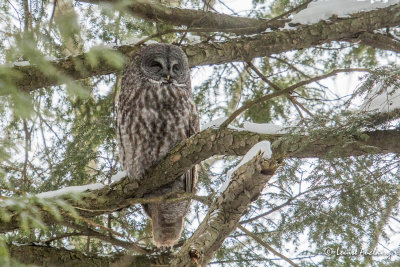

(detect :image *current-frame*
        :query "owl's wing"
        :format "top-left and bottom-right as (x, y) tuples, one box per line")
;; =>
(185, 111), (200, 193)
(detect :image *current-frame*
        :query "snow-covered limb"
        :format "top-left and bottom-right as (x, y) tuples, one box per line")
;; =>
(13, 61), (31, 67)
(291, 0), (398, 24)
(1, 127), (399, 234)
(36, 183), (104, 198)
(201, 117), (228, 130)
(202, 118), (290, 134)
(222, 141), (272, 192)
(35, 171), (126, 199)
(110, 171), (127, 182)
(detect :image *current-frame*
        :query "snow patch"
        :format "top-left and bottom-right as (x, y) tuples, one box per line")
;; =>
(219, 177), (231, 193)
(13, 61), (30, 67)
(221, 141), (272, 192)
(44, 56), (58, 61)
(291, 0), (398, 25)
(361, 82), (400, 113)
(110, 171), (127, 182)
(36, 183), (104, 198)
(201, 117), (228, 130)
(186, 35), (202, 44)
(209, 209), (222, 219)
(121, 37), (158, 46)
(243, 122), (288, 134)
(281, 23), (298, 31)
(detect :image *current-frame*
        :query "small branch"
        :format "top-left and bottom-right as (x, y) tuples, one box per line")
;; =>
(363, 185), (400, 265)
(22, 119), (30, 191)
(238, 225), (299, 267)
(220, 68), (370, 127)
(266, 0), (312, 24)
(240, 196), (298, 224)
(357, 31), (400, 53)
(63, 222), (151, 254)
(44, 232), (86, 244)
(246, 61), (313, 117)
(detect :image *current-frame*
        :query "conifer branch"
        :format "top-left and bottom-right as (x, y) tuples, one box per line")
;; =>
(0, 127), (399, 235)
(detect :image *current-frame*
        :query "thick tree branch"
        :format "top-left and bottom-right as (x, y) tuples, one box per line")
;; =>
(8, 242), (170, 266)
(5, 3), (400, 92)
(171, 154), (279, 266)
(8, 243), (120, 266)
(79, 0), (286, 33)
(0, 126), (399, 234)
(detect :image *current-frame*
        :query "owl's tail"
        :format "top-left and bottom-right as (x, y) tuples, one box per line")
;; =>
(152, 215), (184, 247)
(149, 201), (188, 247)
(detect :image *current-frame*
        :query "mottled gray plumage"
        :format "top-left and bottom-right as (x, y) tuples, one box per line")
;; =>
(116, 44), (199, 247)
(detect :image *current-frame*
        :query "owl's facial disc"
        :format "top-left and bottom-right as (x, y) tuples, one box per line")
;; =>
(140, 45), (189, 85)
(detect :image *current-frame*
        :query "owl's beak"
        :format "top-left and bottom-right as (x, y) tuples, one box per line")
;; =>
(166, 74), (171, 81)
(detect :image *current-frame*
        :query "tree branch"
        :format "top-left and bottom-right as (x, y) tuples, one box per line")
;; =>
(61, 221), (151, 254)
(4, 3), (400, 92)
(78, 0), (286, 34)
(357, 31), (400, 53)
(171, 153), (279, 266)
(0, 127), (399, 234)
(238, 225), (299, 267)
(8, 243), (121, 266)
(8, 242), (170, 266)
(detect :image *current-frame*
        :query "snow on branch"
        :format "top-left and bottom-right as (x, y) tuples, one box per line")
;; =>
(36, 183), (104, 198)
(291, 0), (398, 24)
(201, 117), (229, 131)
(221, 141), (272, 192)
(242, 122), (288, 135)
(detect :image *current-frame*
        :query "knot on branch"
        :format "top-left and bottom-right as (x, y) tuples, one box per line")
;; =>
(189, 248), (201, 265)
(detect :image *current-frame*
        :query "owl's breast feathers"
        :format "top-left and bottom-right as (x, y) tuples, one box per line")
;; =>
(116, 44), (199, 247)
(117, 80), (198, 179)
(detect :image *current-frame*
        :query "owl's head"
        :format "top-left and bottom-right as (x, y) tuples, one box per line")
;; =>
(139, 44), (190, 85)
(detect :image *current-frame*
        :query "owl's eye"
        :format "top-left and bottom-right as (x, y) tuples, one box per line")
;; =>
(172, 64), (180, 72)
(150, 61), (163, 71)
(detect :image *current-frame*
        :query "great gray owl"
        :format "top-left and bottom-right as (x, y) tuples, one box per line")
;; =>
(116, 44), (199, 247)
